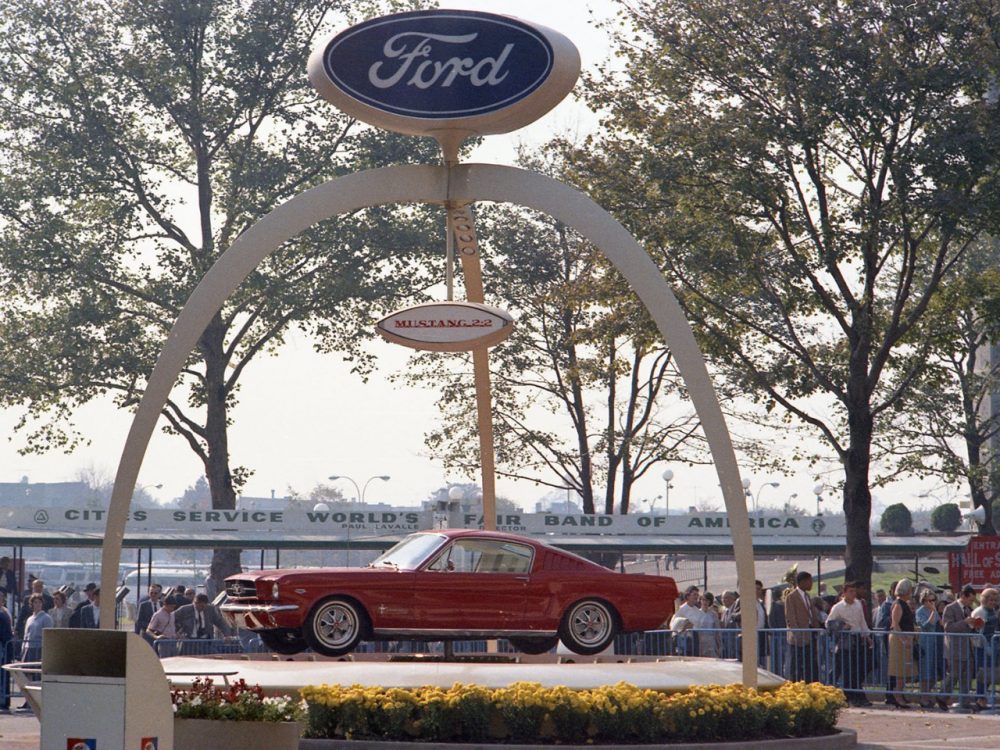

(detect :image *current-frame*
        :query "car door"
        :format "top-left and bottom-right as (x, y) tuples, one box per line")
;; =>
(412, 538), (532, 634)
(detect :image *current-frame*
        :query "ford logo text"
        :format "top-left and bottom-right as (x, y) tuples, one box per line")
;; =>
(308, 10), (580, 140)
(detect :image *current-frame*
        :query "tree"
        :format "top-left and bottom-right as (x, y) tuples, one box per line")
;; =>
(572, 0), (1000, 585)
(876, 241), (1000, 535)
(880, 504), (913, 535)
(930, 503), (962, 534)
(179, 477), (212, 511)
(405, 192), (725, 515)
(0, 0), (439, 588)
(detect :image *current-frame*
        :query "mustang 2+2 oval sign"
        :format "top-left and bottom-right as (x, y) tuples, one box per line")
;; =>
(308, 9), (580, 142)
(376, 301), (514, 352)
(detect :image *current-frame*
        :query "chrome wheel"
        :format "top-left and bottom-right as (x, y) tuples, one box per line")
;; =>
(304, 598), (365, 656)
(559, 599), (617, 655)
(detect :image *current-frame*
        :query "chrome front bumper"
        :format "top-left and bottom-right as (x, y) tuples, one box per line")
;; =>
(220, 602), (300, 629)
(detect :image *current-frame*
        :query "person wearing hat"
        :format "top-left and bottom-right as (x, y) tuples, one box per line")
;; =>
(68, 582), (98, 628)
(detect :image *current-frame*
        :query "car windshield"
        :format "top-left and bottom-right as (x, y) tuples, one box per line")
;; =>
(370, 533), (447, 570)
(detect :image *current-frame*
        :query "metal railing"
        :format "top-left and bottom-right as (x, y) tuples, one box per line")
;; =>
(3, 627), (999, 711)
(609, 627), (999, 710)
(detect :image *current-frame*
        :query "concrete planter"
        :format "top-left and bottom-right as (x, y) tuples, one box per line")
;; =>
(174, 718), (302, 750)
(298, 728), (857, 750)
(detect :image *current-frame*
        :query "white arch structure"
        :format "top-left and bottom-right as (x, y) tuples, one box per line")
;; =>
(99, 163), (760, 684)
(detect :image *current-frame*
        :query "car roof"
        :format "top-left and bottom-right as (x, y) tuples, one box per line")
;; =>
(421, 528), (541, 544)
(416, 529), (608, 569)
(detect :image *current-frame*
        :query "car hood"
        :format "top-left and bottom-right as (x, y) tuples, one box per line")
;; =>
(229, 566), (408, 582)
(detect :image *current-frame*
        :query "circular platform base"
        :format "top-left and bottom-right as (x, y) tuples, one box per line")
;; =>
(161, 654), (784, 693)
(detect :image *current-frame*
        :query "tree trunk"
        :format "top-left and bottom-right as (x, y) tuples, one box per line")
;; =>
(604, 339), (617, 515)
(843, 406), (874, 589)
(200, 315), (243, 590)
(963, 374), (996, 534)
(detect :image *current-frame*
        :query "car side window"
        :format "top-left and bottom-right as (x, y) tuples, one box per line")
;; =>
(427, 539), (533, 573)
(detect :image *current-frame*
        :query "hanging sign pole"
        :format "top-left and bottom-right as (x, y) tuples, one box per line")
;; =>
(448, 204), (497, 529)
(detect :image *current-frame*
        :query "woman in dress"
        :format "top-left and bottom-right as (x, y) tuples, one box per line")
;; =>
(887, 578), (917, 707)
(914, 589), (942, 708)
(20, 593), (51, 662)
(693, 592), (722, 657)
(48, 590), (73, 629)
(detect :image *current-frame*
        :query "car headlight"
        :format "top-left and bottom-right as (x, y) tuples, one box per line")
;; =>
(271, 582), (280, 600)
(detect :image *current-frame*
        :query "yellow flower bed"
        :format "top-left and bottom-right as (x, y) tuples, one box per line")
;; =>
(300, 681), (844, 743)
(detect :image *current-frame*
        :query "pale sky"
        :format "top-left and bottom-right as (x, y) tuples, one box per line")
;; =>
(0, 0), (959, 516)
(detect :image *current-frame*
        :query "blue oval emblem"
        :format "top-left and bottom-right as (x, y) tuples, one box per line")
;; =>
(320, 10), (554, 119)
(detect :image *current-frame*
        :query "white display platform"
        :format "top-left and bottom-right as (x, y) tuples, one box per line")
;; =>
(160, 656), (785, 693)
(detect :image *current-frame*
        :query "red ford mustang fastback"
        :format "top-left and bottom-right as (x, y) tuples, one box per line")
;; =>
(221, 529), (678, 656)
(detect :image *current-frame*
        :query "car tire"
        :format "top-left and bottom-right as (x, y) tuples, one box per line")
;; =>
(508, 636), (559, 655)
(258, 628), (307, 655)
(303, 597), (367, 656)
(558, 599), (618, 655)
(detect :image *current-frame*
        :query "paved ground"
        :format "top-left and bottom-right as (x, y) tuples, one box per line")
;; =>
(842, 704), (1000, 749)
(1, 704), (999, 749)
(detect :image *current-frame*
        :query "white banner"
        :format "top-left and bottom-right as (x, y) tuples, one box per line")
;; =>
(0, 506), (845, 538)
(459, 512), (843, 537)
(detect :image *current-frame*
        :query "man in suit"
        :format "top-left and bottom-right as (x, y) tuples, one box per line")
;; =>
(785, 570), (820, 682)
(175, 593), (234, 652)
(943, 585), (978, 709)
(68, 582), (97, 628)
(719, 590), (739, 658)
(78, 588), (101, 628)
(134, 583), (163, 643)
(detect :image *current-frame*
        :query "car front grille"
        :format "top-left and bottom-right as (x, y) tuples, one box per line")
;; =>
(225, 579), (259, 599)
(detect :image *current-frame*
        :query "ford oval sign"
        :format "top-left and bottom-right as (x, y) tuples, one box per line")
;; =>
(308, 10), (580, 146)
(376, 301), (514, 352)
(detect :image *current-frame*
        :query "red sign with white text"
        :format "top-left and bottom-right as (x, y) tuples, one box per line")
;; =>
(949, 535), (1000, 591)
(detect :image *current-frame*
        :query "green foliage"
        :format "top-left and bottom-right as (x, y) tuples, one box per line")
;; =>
(0, 0), (439, 577)
(880, 504), (914, 535)
(930, 503), (963, 533)
(875, 241), (1000, 535)
(567, 0), (1000, 582)
(403, 165), (768, 514)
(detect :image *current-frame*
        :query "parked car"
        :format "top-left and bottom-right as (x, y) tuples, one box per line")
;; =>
(221, 529), (678, 656)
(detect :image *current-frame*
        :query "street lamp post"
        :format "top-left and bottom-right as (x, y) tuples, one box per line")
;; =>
(812, 483), (825, 516)
(754, 482), (780, 517)
(328, 474), (391, 503)
(661, 468), (674, 515)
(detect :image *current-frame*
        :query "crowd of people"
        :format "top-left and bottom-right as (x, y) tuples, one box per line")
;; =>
(0, 572), (235, 665)
(134, 582), (234, 655)
(669, 572), (1000, 709)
